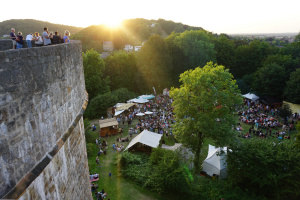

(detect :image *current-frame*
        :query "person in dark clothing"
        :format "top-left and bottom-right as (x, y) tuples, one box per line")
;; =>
(53, 31), (61, 44)
(16, 32), (24, 49)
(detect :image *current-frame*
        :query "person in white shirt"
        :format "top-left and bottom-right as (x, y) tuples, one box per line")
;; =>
(26, 33), (33, 48)
(34, 32), (43, 47)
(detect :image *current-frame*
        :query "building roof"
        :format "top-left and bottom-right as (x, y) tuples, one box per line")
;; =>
(125, 130), (162, 151)
(99, 118), (118, 128)
(115, 103), (136, 111)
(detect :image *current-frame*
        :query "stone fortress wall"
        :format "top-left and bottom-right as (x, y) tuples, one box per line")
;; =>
(0, 40), (35, 51)
(0, 41), (92, 199)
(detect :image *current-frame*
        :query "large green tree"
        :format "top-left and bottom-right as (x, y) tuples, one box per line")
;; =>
(137, 35), (173, 93)
(213, 34), (235, 69)
(263, 54), (299, 75)
(165, 32), (189, 86)
(232, 40), (275, 78)
(104, 50), (140, 93)
(170, 62), (242, 172)
(251, 63), (286, 98)
(174, 30), (216, 68)
(83, 49), (110, 100)
(284, 68), (300, 104)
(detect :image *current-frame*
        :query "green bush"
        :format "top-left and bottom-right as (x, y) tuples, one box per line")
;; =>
(84, 92), (118, 119)
(189, 176), (263, 200)
(146, 148), (191, 193)
(112, 88), (137, 103)
(120, 150), (264, 199)
(120, 152), (149, 168)
(227, 139), (300, 200)
(121, 149), (192, 194)
(86, 143), (93, 157)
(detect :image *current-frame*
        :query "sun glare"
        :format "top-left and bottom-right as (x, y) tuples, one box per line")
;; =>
(103, 18), (122, 28)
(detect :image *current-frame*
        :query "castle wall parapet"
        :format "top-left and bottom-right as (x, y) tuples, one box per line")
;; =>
(0, 41), (92, 199)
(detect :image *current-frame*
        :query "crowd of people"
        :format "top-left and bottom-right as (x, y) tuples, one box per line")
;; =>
(9, 27), (71, 49)
(91, 182), (108, 200)
(237, 99), (298, 140)
(89, 94), (300, 199)
(116, 95), (175, 137)
(89, 94), (176, 199)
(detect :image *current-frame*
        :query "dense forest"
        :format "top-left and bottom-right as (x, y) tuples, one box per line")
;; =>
(0, 19), (83, 37)
(79, 19), (300, 120)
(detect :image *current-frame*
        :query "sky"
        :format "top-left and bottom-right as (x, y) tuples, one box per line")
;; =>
(1, 0), (300, 34)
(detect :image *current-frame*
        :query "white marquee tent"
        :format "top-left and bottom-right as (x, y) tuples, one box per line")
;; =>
(127, 98), (149, 104)
(125, 130), (162, 151)
(138, 94), (155, 99)
(202, 144), (228, 179)
(242, 93), (260, 102)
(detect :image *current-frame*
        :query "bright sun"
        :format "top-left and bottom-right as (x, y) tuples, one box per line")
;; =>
(103, 18), (122, 28)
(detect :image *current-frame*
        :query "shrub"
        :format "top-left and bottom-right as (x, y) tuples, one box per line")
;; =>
(86, 143), (93, 157)
(146, 148), (191, 193)
(227, 139), (300, 200)
(112, 88), (137, 103)
(84, 92), (118, 119)
(120, 152), (149, 168)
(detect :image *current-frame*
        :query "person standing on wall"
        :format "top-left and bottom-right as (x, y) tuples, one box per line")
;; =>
(26, 33), (33, 48)
(16, 32), (24, 49)
(63, 30), (70, 43)
(34, 32), (43, 47)
(42, 27), (52, 46)
(10, 28), (17, 49)
(52, 31), (61, 44)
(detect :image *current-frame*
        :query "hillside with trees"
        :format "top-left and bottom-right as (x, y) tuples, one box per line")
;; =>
(0, 19), (83, 37)
(71, 18), (205, 52)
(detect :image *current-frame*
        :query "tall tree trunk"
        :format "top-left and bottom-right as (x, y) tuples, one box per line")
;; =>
(194, 132), (203, 173)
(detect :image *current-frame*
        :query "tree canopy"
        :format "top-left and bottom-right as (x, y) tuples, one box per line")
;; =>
(227, 139), (300, 200)
(170, 62), (242, 172)
(251, 63), (286, 98)
(174, 30), (216, 68)
(83, 49), (110, 100)
(284, 68), (300, 104)
(137, 35), (173, 93)
(104, 51), (140, 93)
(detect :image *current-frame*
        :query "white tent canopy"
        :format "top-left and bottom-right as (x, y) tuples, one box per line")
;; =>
(136, 113), (145, 116)
(114, 110), (125, 116)
(202, 144), (227, 179)
(127, 98), (149, 104)
(145, 111), (153, 115)
(138, 94), (155, 99)
(125, 130), (162, 151)
(242, 93), (260, 101)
